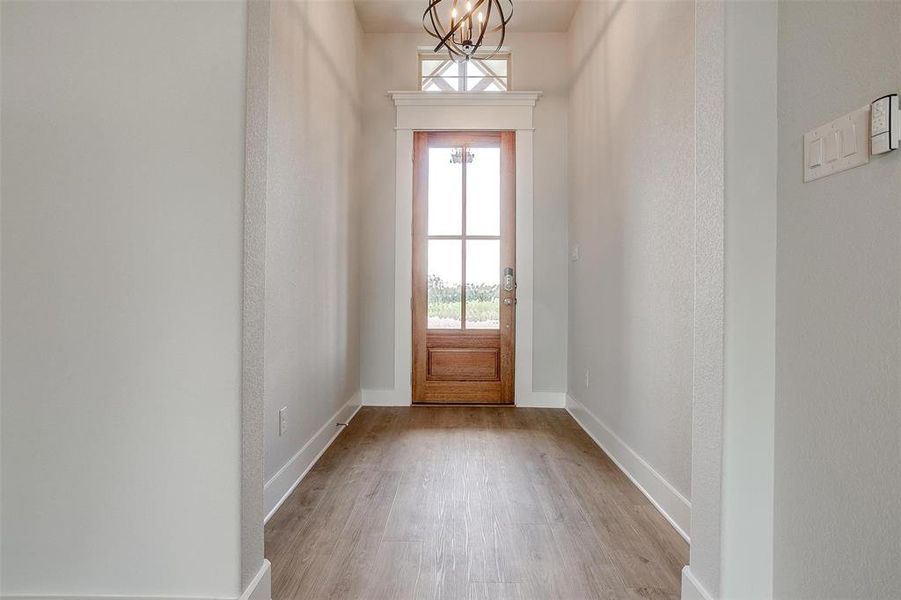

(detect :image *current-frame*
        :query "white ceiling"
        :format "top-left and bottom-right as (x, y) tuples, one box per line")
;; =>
(354, 0), (579, 33)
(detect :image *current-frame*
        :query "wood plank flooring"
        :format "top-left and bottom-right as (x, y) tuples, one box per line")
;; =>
(265, 407), (688, 600)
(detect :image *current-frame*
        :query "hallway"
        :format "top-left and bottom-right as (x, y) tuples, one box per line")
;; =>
(5, 1), (901, 598)
(265, 407), (687, 599)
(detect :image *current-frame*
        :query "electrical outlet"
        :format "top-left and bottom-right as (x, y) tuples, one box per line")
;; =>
(570, 245), (580, 261)
(278, 407), (288, 436)
(584, 369), (590, 389)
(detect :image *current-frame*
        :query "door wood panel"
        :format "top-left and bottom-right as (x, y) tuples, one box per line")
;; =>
(412, 131), (515, 404)
(428, 347), (500, 381)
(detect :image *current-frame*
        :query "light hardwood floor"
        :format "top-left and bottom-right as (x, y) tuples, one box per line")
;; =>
(265, 407), (688, 600)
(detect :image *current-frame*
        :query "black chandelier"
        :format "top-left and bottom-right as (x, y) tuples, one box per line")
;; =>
(423, 0), (513, 63)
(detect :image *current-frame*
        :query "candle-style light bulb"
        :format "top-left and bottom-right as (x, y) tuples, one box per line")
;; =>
(450, 7), (458, 43)
(465, 1), (473, 40)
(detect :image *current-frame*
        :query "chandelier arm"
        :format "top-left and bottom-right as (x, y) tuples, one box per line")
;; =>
(500, 0), (513, 25)
(484, 0), (512, 32)
(481, 0), (504, 57)
(433, 0), (487, 53)
(423, 0), (447, 38)
(471, 0), (492, 53)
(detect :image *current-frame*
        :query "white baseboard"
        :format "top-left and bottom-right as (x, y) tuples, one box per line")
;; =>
(565, 394), (691, 542)
(264, 392), (362, 522)
(1, 561), (272, 600)
(515, 391), (566, 408)
(362, 388), (566, 408)
(0, 597), (199, 600)
(2, 595), (240, 600)
(681, 566), (716, 600)
(1, 565), (273, 600)
(361, 388), (409, 406)
(1, 597), (227, 600)
(239, 560), (271, 600)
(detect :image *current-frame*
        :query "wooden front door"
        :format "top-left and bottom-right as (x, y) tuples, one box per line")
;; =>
(412, 131), (516, 404)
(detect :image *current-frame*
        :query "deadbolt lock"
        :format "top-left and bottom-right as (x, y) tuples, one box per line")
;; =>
(503, 267), (515, 292)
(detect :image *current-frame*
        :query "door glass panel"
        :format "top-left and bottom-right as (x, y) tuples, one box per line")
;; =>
(428, 147), (462, 235)
(465, 147), (500, 236)
(465, 240), (500, 329)
(428, 239), (462, 329)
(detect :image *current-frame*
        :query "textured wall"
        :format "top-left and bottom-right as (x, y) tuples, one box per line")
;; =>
(242, 0), (271, 591)
(1, 1), (246, 595)
(263, 0), (363, 484)
(721, 1), (776, 597)
(686, 0), (723, 594)
(775, 2), (901, 597)
(358, 32), (569, 393)
(716, 2), (778, 600)
(567, 0), (695, 500)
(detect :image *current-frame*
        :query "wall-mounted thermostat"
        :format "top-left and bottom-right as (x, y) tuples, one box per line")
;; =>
(871, 94), (899, 155)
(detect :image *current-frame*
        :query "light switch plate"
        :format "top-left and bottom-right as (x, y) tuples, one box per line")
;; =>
(804, 105), (870, 183)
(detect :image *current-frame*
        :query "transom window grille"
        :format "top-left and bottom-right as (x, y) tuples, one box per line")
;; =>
(419, 49), (511, 92)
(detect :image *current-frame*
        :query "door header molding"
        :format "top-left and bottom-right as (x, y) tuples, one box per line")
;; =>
(388, 91), (541, 131)
(389, 91), (542, 106)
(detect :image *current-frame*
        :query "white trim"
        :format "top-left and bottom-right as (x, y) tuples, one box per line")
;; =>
(361, 389), (565, 408)
(416, 45), (510, 54)
(1, 564), (273, 600)
(389, 91), (540, 107)
(512, 130), (537, 406)
(390, 91), (540, 131)
(565, 394), (691, 542)
(238, 560), (271, 600)
(681, 566), (717, 600)
(514, 391), (566, 408)
(391, 129), (414, 406)
(378, 92), (555, 408)
(361, 389), (410, 406)
(0, 597), (227, 600)
(263, 392), (362, 522)
(0, 592), (241, 600)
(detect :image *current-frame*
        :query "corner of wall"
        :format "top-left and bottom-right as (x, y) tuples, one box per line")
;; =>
(239, 559), (271, 600)
(687, 0), (726, 597)
(242, 0), (271, 591)
(681, 566), (716, 600)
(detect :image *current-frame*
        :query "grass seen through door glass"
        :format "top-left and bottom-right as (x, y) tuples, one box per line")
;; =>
(428, 275), (499, 329)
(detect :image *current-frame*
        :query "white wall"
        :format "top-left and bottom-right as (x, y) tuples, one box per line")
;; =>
(1, 1), (247, 596)
(262, 0), (363, 516)
(775, 2), (901, 597)
(242, 0), (272, 591)
(720, 1), (776, 598)
(359, 32), (569, 395)
(567, 0), (694, 508)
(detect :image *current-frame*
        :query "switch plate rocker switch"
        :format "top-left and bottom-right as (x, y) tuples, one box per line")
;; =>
(871, 94), (899, 155)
